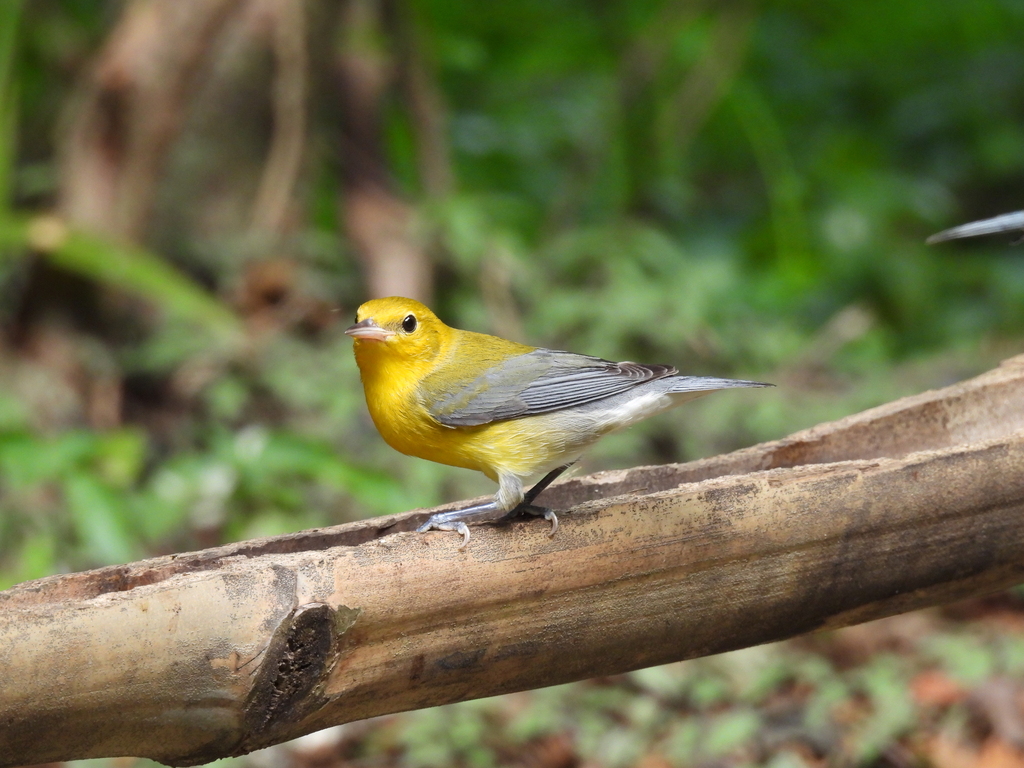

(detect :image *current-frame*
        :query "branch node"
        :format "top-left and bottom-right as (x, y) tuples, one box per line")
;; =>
(240, 602), (360, 748)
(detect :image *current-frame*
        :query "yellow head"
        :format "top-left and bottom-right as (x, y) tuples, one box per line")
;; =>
(345, 296), (447, 369)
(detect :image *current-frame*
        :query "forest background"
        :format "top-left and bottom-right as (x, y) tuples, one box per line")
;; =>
(3, 1), (1024, 766)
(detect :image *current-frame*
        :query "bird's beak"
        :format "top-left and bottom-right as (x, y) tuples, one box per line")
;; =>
(345, 318), (395, 342)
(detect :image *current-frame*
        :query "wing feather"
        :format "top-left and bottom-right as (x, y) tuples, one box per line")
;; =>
(425, 348), (677, 427)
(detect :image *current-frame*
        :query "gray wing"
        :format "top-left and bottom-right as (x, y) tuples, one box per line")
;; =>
(426, 348), (677, 427)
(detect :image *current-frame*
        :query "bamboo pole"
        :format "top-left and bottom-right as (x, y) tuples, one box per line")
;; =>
(2, 355), (1024, 767)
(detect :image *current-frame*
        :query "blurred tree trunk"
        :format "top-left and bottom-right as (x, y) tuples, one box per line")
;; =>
(334, 0), (435, 303)
(58, 0), (246, 240)
(27, 0), (245, 433)
(248, 0), (309, 236)
(385, 0), (453, 199)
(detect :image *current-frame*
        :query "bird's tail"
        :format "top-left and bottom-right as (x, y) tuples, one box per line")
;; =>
(667, 376), (773, 393)
(927, 210), (1024, 244)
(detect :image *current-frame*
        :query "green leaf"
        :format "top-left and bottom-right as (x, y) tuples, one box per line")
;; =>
(49, 226), (241, 337)
(924, 633), (996, 685)
(0, 213), (25, 244)
(703, 709), (761, 757)
(0, 532), (54, 590)
(0, 0), (21, 214)
(63, 471), (135, 565)
(232, 430), (409, 515)
(850, 655), (916, 763)
(94, 428), (147, 489)
(729, 79), (814, 293)
(1, 215), (241, 338)
(0, 430), (96, 488)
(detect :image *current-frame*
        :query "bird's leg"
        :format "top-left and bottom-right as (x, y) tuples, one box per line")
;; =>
(502, 463), (574, 537)
(416, 463), (574, 548)
(524, 463), (574, 505)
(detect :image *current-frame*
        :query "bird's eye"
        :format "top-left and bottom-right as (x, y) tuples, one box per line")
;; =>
(402, 314), (417, 333)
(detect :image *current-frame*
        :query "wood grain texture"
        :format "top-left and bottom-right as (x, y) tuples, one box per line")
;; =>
(2, 355), (1024, 766)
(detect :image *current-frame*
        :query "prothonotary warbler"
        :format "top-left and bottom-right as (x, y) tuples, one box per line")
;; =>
(346, 296), (771, 547)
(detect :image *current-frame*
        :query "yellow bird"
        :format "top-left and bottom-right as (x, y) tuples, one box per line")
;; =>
(346, 297), (771, 546)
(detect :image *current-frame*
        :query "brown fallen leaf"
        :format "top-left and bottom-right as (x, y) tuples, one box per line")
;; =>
(925, 736), (1024, 768)
(911, 670), (968, 707)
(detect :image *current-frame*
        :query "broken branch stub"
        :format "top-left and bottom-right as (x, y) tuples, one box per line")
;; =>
(2, 355), (1024, 766)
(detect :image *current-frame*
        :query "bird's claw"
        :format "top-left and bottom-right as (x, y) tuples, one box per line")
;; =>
(518, 503), (558, 537)
(417, 517), (472, 548)
(544, 509), (558, 537)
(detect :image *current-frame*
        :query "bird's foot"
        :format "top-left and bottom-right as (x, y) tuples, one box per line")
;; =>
(416, 517), (473, 549)
(416, 501), (503, 549)
(416, 501), (561, 548)
(518, 504), (558, 537)
(417, 464), (573, 548)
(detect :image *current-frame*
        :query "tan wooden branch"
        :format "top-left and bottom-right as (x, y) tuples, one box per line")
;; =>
(3, 356), (1024, 766)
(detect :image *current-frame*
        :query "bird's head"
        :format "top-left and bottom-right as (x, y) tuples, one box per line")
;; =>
(345, 296), (446, 365)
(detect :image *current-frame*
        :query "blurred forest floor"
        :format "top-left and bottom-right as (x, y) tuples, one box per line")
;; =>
(3, 0), (1024, 766)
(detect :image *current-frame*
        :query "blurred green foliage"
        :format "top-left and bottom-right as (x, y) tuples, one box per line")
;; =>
(2, 0), (1024, 766)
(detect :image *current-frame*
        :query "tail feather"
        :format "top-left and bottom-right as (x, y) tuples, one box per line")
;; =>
(927, 210), (1024, 244)
(667, 376), (773, 393)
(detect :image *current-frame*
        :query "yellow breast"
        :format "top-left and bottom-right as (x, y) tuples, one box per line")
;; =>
(353, 334), (566, 481)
